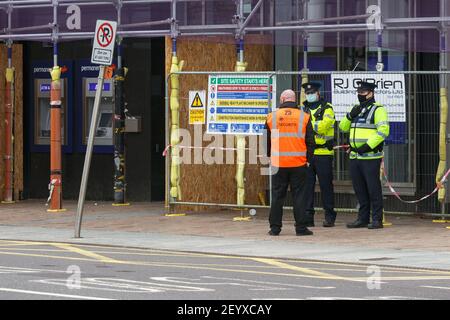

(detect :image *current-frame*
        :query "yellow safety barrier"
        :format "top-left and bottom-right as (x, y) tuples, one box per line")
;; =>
(235, 60), (248, 208)
(169, 55), (185, 200)
(436, 87), (448, 202)
(6, 67), (14, 83)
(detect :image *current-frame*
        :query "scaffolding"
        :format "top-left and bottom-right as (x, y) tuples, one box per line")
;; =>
(1, 0), (450, 217)
(0, 0), (449, 42)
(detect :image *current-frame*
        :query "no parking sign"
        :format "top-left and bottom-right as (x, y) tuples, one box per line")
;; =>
(91, 20), (117, 65)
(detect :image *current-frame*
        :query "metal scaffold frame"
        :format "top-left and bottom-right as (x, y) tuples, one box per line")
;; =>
(0, 0), (450, 42)
(1, 0), (450, 218)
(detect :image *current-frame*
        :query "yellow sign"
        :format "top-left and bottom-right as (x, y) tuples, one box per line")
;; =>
(191, 93), (204, 108)
(189, 90), (206, 124)
(216, 114), (267, 122)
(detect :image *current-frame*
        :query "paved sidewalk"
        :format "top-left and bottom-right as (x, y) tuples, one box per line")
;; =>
(0, 200), (450, 270)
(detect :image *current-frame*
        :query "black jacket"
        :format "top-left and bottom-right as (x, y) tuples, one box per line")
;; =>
(264, 101), (315, 163)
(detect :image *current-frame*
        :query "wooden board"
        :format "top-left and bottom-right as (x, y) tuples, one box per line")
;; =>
(0, 44), (23, 201)
(165, 35), (273, 210)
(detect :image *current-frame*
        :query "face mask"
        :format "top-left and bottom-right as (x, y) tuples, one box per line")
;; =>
(358, 94), (368, 103)
(306, 93), (318, 103)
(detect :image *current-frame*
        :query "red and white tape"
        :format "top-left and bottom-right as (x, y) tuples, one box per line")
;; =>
(163, 143), (449, 204)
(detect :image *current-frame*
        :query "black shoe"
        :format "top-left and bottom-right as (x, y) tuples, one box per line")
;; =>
(268, 230), (280, 236)
(368, 222), (383, 229)
(323, 221), (335, 228)
(346, 220), (369, 228)
(306, 221), (315, 227)
(296, 228), (314, 236)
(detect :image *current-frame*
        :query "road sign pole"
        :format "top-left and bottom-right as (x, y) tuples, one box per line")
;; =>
(75, 19), (116, 238)
(74, 66), (106, 238)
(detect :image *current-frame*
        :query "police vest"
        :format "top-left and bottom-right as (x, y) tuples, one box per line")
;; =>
(308, 102), (335, 156)
(349, 102), (385, 160)
(266, 107), (310, 168)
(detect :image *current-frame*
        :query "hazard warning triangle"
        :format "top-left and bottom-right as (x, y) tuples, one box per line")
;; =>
(191, 93), (204, 108)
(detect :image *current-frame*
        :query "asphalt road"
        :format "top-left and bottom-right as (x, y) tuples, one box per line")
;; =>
(0, 239), (449, 300)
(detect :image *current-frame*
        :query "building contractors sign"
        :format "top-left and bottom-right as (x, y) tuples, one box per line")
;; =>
(331, 73), (406, 122)
(207, 75), (276, 135)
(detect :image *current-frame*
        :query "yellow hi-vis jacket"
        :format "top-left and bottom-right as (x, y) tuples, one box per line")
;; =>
(339, 101), (390, 160)
(303, 100), (336, 156)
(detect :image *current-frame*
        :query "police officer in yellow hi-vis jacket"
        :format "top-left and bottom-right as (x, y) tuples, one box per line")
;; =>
(301, 82), (337, 228)
(339, 81), (390, 229)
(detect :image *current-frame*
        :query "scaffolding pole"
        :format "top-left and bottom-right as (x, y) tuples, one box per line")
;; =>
(2, 37), (15, 204)
(47, 0), (65, 212)
(113, 1), (129, 206)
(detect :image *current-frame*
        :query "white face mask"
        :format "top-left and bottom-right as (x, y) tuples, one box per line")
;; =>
(306, 93), (318, 103)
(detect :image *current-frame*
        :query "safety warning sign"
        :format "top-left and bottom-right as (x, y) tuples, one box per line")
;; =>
(91, 20), (117, 66)
(207, 75), (276, 135)
(189, 90), (206, 124)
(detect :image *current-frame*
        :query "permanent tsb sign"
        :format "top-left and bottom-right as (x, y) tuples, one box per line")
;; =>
(331, 73), (406, 122)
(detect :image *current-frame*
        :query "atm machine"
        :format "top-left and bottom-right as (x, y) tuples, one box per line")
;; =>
(30, 62), (72, 152)
(34, 78), (67, 145)
(82, 77), (114, 147)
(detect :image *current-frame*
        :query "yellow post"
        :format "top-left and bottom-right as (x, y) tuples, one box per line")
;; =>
(169, 55), (184, 201)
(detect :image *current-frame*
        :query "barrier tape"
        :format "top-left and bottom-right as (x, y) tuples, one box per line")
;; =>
(336, 144), (450, 204)
(163, 143), (448, 204)
(162, 144), (255, 157)
(163, 143), (352, 157)
(47, 179), (58, 204)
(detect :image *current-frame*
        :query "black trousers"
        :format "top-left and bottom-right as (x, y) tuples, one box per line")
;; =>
(305, 155), (337, 223)
(349, 158), (383, 223)
(269, 166), (308, 233)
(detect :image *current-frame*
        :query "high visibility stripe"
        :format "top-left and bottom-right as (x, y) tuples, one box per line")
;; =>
(314, 122), (319, 132)
(376, 121), (388, 127)
(272, 111), (277, 130)
(353, 138), (368, 143)
(316, 134), (334, 141)
(298, 110), (305, 138)
(324, 114), (334, 120)
(272, 151), (307, 157)
(377, 131), (388, 139)
(366, 105), (378, 124)
(350, 151), (383, 158)
(354, 123), (377, 129)
(273, 132), (298, 138)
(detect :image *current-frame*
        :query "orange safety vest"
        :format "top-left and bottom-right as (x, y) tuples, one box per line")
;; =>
(266, 107), (310, 168)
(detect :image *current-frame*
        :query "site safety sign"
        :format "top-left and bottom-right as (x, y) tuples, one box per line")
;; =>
(207, 75), (276, 135)
(91, 20), (117, 65)
(189, 90), (206, 124)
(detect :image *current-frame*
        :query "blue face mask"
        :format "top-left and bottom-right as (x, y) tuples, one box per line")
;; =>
(306, 93), (318, 103)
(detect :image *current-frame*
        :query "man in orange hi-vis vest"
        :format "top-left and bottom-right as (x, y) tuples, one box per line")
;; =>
(265, 89), (316, 236)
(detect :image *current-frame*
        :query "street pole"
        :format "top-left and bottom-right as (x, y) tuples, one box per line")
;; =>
(75, 65), (106, 238)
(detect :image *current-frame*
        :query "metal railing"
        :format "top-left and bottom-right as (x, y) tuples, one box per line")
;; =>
(165, 70), (450, 217)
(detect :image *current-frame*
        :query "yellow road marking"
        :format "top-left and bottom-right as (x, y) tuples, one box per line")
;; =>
(252, 258), (357, 281)
(51, 244), (120, 264)
(1, 249), (450, 282)
(2, 240), (450, 276)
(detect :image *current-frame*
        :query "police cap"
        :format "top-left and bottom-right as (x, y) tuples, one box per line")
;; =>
(356, 81), (377, 92)
(302, 82), (321, 94)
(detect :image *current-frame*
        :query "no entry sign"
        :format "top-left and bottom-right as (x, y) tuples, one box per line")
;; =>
(91, 20), (117, 65)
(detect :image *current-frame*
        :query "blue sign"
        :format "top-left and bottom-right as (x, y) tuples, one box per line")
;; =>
(231, 124), (250, 133)
(252, 124), (266, 133)
(217, 107), (268, 115)
(217, 92), (269, 99)
(208, 123), (228, 133)
(40, 84), (51, 92)
(89, 82), (111, 92)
